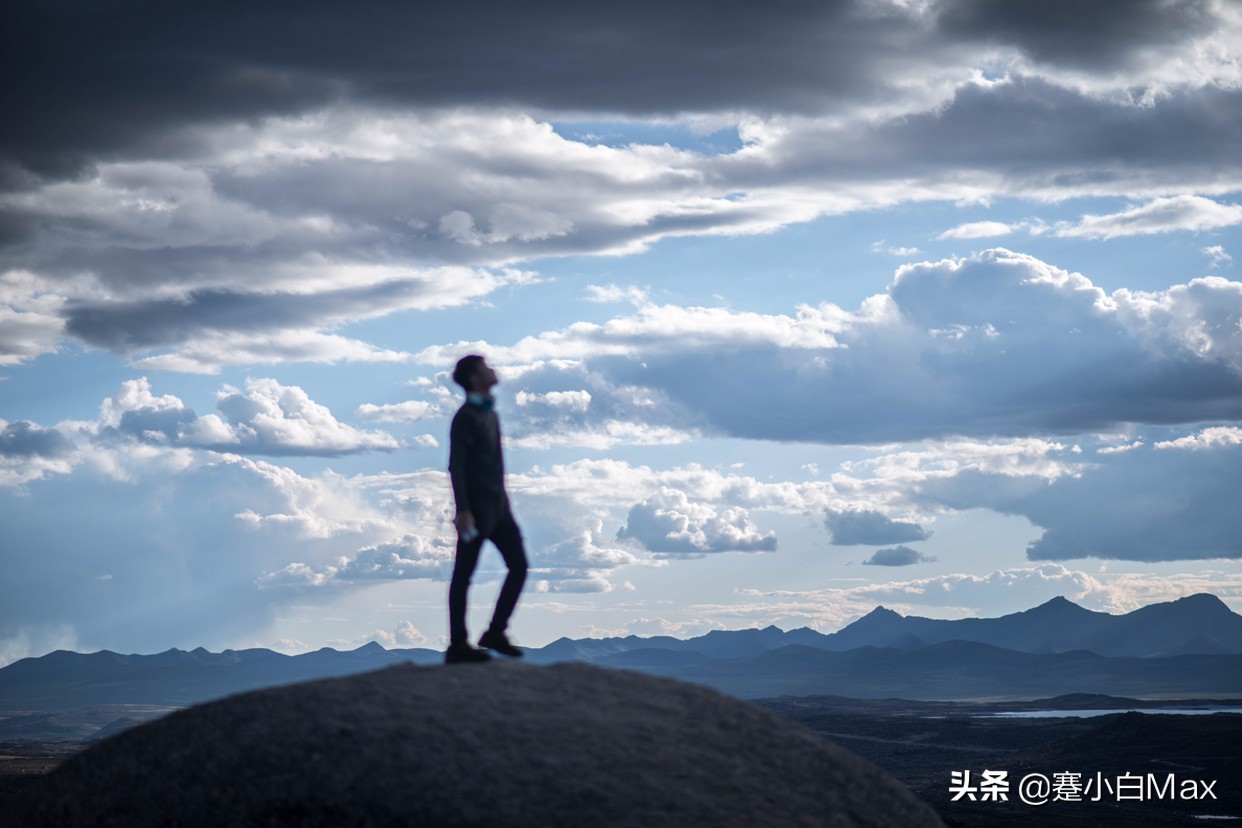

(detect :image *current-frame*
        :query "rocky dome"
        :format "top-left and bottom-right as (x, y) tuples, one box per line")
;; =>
(15, 661), (943, 827)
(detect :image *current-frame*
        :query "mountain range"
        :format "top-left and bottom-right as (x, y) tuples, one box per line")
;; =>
(3, 593), (1240, 708)
(528, 592), (1242, 661)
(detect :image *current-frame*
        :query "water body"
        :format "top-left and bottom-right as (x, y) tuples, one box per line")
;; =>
(992, 707), (1242, 719)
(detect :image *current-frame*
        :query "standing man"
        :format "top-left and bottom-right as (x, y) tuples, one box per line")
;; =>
(445, 354), (528, 664)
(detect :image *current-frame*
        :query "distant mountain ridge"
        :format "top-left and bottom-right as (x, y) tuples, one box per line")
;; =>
(2, 593), (1240, 709)
(531, 592), (1242, 661)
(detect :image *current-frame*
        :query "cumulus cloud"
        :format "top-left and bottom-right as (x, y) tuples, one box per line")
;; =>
(319, 620), (431, 651)
(100, 377), (397, 456)
(862, 545), (938, 566)
(515, 389), (593, 413)
(336, 536), (449, 581)
(617, 488), (777, 555)
(362, 422), (1230, 569)
(1154, 425), (1242, 451)
(418, 250), (1242, 445)
(826, 509), (932, 546)
(1055, 195), (1242, 239)
(260, 535), (452, 589)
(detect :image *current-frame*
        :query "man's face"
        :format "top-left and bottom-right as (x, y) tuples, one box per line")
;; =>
(474, 360), (499, 391)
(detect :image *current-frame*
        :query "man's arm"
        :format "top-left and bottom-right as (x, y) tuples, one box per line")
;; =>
(448, 409), (473, 519)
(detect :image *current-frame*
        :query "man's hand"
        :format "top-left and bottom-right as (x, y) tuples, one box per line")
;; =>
(455, 511), (477, 541)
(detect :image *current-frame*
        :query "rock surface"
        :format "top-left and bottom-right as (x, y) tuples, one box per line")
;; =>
(14, 661), (944, 827)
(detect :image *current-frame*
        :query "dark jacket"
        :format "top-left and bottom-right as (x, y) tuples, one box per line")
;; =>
(448, 401), (507, 524)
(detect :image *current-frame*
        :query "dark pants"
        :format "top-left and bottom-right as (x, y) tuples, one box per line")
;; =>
(448, 506), (528, 645)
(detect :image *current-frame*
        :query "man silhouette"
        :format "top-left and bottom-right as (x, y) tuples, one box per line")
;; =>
(444, 354), (528, 664)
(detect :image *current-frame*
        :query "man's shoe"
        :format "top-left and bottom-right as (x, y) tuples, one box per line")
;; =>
(444, 642), (491, 664)
(479, 629), (523, 658)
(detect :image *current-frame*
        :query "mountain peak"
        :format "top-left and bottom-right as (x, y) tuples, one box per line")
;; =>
(1034, 596), (1081, 611)
(1174, 593), (1231, 611)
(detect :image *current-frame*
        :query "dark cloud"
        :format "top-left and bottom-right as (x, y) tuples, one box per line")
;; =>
(0, 1), (933, 177)
(66, 279), (456, 352)
(862, 545), (937, 566)
(735, 77), (1242, 195)
(3, 0), (1231, 184)
(0, 421), (71, 458)
(936, 0), (1218, 70)
(825, 509), (932, 546)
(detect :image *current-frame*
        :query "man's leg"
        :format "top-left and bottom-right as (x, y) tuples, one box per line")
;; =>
(485, 510), (528, 635)
(448, 535), (484, 645)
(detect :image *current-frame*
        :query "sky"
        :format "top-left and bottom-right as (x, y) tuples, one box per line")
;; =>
(2, 0), (1241, 663)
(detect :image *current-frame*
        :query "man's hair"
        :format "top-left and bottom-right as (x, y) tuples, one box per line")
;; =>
(452, 354), (485, 389)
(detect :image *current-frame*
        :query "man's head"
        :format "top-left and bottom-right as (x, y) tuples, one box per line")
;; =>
(453, 354), (498, 393)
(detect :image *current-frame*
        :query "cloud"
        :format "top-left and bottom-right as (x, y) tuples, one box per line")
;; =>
(872, 241), (923, 256)
(825, 508), (932, 546)
(0, 450), (409, 656)
(515, 389), (593, 413)
(584, 284), (649, 304)
(0, 420), (71, 458)
(56, 257), (511, 369)
(320, 620), (432, 651)
(0, 419), (78, 488)
(1153, 425), (1242, 450)
(264, 472), (660, 595)
(1055, 195), (1242, 239)
(0, 270), (67, 366)
(336, 536), (449, 581)
(422, 250), (1242, 445)
(0, 3), (978, 176)
(260, 535), (451, 589)
(356, 421), (1232, 569)
(617, 487), (777, 555)
(539, 576), (617, 594)
(935, 0), (1223, 73)
(2, 4), (1239, 374)
(918, 426), (1242, 562)
(938, 220), (1014, 240)
(6, 0), (1238, 179)
(128, 330), (414, 376)
(1204, 244), (1233, 269)
(862, 546), (938, 567)
(355, 401), (445, 423)
(99, 377), (398, 457)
